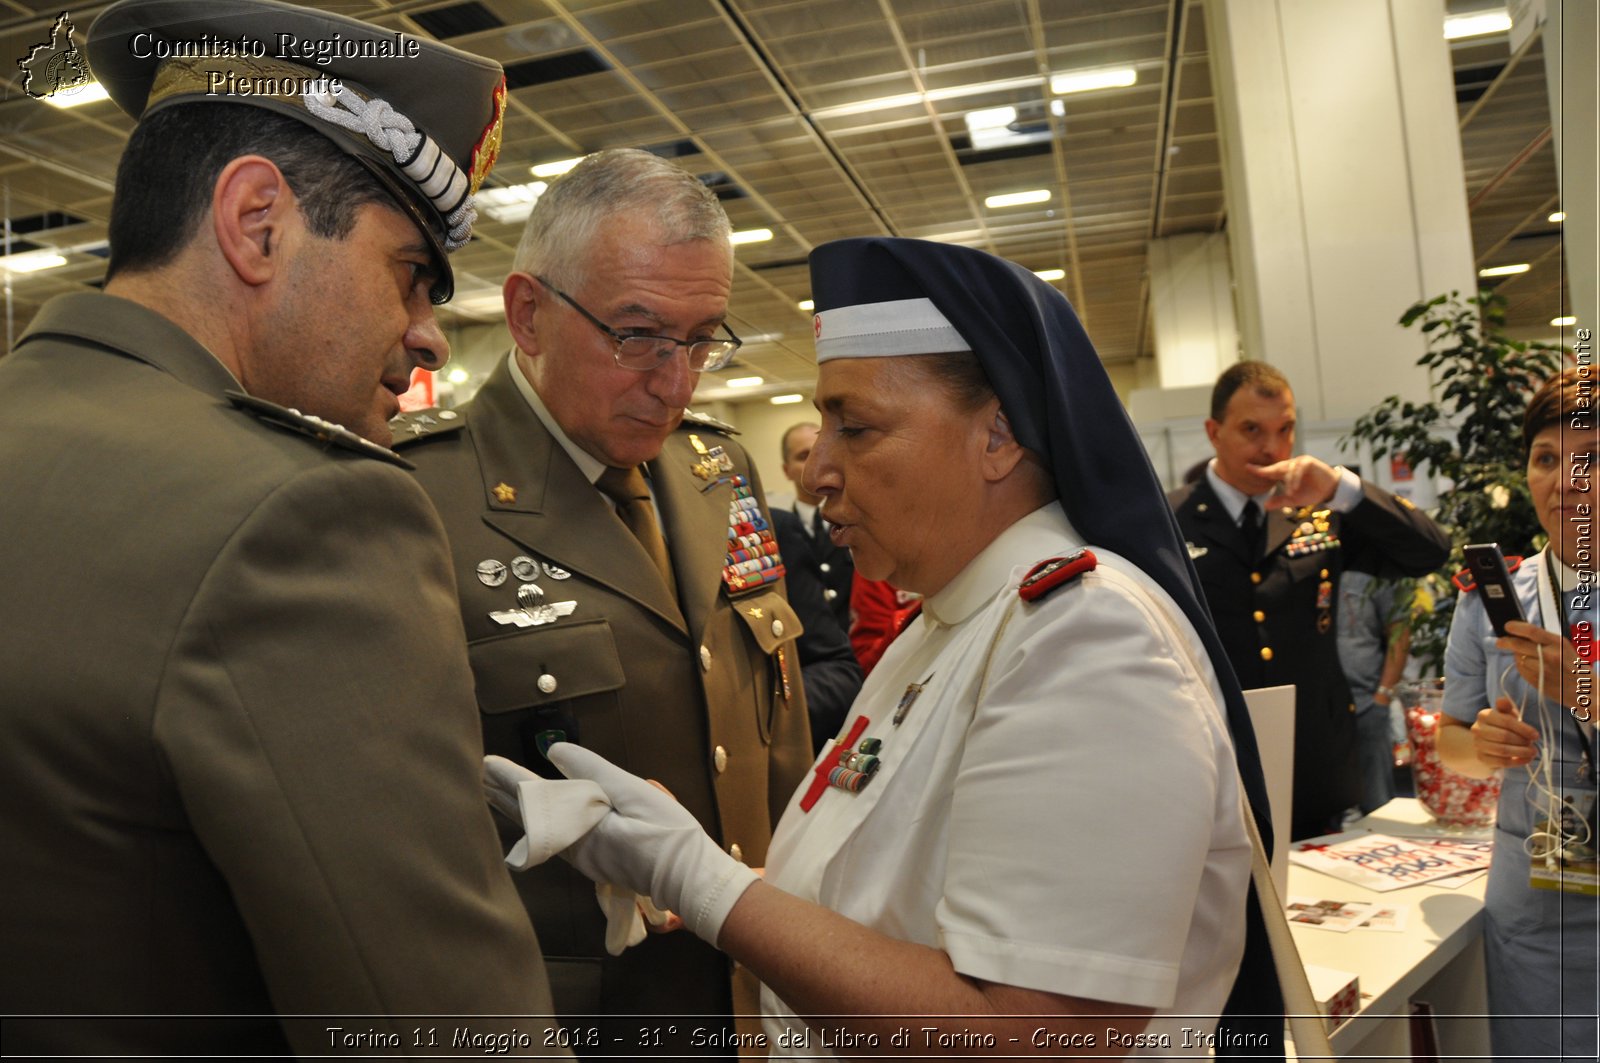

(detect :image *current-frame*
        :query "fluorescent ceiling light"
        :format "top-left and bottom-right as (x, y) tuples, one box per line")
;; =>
(985, 189), (1051, 209)
(812, 64), (1141, 122)
(1550, 211), (1566, 223)
(809, 73), (1044, 121)
(1478, 263), (1529, 277)
(770, 394), (804, 405)
(475, 182), (547, 224)
(530, 157), (583, 178)
(727, 376), (765, 388)
(1050, 67), (1137, 95)
(446, 368), (470, 384)
(1033, 268), (1066, 282)
(1553, 316), (1577, 327)
(731, 228), (773, 245)
(1444, 11), (1512, 39)
(965, 105), (1017, 132)
(966, 105), (1027, 152)
(798, 299), (814, 311)
(0, 250), (68, 273)
(42, 80), (109, 108)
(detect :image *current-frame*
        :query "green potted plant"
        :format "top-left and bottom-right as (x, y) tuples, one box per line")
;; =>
(1344, 289), (1566, 672)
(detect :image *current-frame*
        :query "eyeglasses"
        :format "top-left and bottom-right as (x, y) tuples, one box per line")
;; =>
(536, 276), (742, 372)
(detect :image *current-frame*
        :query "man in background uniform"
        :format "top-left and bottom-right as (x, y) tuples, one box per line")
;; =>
(770, 423), (863, 750)
(0, 0), (560, 1055)
(1169, 361), (1449, 839)
(394, 149), (813, 1043)
(772, 422), (854, 629)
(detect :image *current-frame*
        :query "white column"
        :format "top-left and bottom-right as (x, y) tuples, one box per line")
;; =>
(1147, 232), (1240, 389)
(1539, 0), (1599, 334)
(1205, 0), (1478, 420)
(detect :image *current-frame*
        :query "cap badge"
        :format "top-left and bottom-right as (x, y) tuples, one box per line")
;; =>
(467, 78), (507, 195)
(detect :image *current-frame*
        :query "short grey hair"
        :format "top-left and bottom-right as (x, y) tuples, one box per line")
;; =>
(513, 148), (732, 288)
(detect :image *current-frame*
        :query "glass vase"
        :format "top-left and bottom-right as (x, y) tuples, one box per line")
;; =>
(1399, 678), (1501, 829)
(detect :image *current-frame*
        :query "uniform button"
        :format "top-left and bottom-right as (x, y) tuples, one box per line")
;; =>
(1348, 702), (1357, 714)
(1320, 568), (1330, 579)
(729, 842), (744, 863)
(1253, 610), (1265, 623)
(700, 645), (712, 671)
(1250, 572), (1263, 585)
(771, 619), (785, 638)
(823, 589), (838, 601)
(819, 562), (831, 574)
(1260, 647), (1274, 662)
(537, 673), (558, 694)
(713, 745), (729, 773)
(1197, 503), (1209, 514)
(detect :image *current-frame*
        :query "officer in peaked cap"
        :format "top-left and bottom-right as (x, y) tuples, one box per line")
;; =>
(0, 1), (562, 1056)
(86, 0), (509, 303)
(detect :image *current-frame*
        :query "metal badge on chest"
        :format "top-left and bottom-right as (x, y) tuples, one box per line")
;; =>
(478, 552), (577, 628)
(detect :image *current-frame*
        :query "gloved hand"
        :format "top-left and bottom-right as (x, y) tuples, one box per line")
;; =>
(548, 742), (758, 946)
(482, 754), (669, 955)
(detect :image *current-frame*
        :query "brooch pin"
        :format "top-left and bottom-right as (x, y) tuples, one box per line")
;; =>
(894, 672), (935, 726)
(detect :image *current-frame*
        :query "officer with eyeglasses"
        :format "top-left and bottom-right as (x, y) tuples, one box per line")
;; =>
(394, 148), (827, 1049)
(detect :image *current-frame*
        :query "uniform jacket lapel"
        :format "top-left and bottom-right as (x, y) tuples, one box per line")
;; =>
(470, 359), (686, 634)
(1181, 479), (1255, 566)
(649, 433), (733, 645)
(1263, 505), (1298, 559)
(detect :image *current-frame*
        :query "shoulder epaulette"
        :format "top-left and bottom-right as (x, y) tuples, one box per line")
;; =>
(681, 408), (739, 435)
(1019, 549), (1098, 602)
(227, 391), (412, 469)
(389, 407), (467, 448)
(1451, 554), (1523, 593)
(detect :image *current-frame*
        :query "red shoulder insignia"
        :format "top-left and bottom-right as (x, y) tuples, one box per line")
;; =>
(1019, 549), (1098, 602)
(1451, 554), (1523, 593)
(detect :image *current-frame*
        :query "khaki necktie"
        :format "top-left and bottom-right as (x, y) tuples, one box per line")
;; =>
(596, 465), (676, 598)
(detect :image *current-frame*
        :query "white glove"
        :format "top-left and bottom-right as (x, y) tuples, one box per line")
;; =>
(482, 754), (668, 955)
(547, 742), (758, 946)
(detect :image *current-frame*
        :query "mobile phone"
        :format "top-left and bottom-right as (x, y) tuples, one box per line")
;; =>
(1463, 543), (1525, 637)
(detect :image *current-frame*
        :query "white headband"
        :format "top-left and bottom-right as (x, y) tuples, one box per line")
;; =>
(812, 297), (972, 362)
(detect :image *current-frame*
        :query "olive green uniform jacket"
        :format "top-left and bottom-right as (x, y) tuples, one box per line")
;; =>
(0, 294), (560, 1057)
(395, 356), (814, 1029)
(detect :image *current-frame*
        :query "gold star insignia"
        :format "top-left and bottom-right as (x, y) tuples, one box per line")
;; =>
(746, 607), (764, 619)
(492, 482), (517, 504)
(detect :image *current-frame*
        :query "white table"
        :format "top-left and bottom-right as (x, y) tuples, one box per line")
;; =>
(1287, 799), (1491, 1062)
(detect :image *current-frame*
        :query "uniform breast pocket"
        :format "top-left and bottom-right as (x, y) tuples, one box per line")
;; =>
(469, 618), (625, 770)
(732, 588), (804, 741)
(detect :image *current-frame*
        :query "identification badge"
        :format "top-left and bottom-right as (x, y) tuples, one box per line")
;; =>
(1528, 786), (1599, 895)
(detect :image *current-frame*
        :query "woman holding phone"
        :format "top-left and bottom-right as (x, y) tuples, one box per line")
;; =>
(1439, 365), (1598, 1062)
